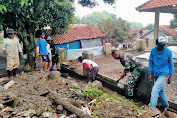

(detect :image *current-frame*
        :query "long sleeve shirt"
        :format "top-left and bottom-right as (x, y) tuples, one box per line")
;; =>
(3, 37), (22, 58)
(119, 53), (142, 74)
(149, 46), (173, 77)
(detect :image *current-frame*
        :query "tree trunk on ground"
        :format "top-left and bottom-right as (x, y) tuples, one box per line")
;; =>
(48, 91), (93, 118)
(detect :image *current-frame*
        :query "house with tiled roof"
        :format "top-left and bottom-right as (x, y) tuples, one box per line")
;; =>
(52, 25), (105, 55)
(138, 25), (177, 50)
(140, 25), (177, 41)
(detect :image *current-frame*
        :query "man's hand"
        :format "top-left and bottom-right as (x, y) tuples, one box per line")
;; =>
(117, 73), (125, 82)
(167, 77), (172, 84)
(148, 73), (152, 82)
(4, 50), (8, 55)
(36, 52), (39, 58)
(21, 52), (24, 58)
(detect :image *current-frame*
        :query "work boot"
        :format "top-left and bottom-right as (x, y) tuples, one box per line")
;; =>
(7, 70), (11, 78)
(13, 68), (17, 77)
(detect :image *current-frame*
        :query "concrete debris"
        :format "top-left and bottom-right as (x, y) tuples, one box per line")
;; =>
(42, 112), (53, 117)
(47, 71), (61, 80)
(81, 106), (91, 115)
(57, 105), (63, 112)
(0, 104), (4, 110)
(16, 109), (36, 117)
(92, 80), (103, 90)
(3, 80), (15, 89)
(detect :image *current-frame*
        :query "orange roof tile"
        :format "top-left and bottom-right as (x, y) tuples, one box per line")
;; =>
(159, 25), (177, 37)
(130, 28), (142, 41)
(136, 0), (177, 13)
(52, 25), (105, 44)
(142, 30), (149, 35)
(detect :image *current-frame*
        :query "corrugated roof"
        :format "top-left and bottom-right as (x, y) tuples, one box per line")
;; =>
(136, 0), (177, 13)
(52, 25), (105, 44)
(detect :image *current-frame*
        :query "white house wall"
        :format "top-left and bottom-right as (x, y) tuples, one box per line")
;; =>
(141, 30), (170, 39)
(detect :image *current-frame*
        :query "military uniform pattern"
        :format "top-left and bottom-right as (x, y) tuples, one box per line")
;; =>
(119, 53), (144, 96)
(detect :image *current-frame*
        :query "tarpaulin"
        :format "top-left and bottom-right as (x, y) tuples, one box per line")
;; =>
(80, 38), (102, 48)
(67, 46), (104, 60)
(54, 40), (81, 55)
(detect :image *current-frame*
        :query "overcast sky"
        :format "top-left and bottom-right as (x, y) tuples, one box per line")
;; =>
(74, 0), (174, 26)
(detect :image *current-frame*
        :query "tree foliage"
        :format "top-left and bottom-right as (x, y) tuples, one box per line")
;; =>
(74, 11), (117, 26)
(98, 17), (130, 43)
(170, 14), (177, 29)
(128, 21), (143, 29)
(78, 0), (115, 8)
(0, 0), (74, 68)
(143, 23), (154, 30)
(0, 0), (115, 69)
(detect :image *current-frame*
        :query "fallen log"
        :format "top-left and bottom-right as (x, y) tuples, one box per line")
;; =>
(48, 91), (93, 118)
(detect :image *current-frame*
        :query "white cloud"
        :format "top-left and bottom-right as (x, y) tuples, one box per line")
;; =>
(74, 0), (174, 26)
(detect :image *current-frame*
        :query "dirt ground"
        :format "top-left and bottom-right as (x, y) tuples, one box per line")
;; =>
(67, 50), (177, 103)
(0, 71), (150, 118)
(0, 71), (176, 117)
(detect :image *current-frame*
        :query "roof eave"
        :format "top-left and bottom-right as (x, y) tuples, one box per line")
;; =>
(137, 5), (177, 14)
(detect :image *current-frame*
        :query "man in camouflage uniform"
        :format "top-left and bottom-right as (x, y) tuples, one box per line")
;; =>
(112, 50), (144, 96)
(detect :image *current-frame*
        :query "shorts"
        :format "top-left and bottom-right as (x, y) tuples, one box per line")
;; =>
(42, 55), (50, 62)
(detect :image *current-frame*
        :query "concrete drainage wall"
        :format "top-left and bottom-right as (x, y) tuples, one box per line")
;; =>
(61, 63), (177, 111)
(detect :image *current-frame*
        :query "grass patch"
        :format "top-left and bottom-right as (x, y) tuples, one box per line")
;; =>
(81, 82), (148, 117)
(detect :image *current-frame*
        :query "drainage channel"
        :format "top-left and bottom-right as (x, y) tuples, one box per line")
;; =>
(60, 63), (177, 112)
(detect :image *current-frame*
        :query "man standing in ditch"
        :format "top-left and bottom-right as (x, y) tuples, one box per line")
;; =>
(78, 56), (99, 82)
(147, 35), (173, 116)
(112, 50), (144, 97)
(3, 29), (23, 78)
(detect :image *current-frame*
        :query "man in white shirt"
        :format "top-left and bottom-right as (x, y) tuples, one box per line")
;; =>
(78, 56), (99, 82)
(3, 29), (23, 78)
(46, 36), (52, 71)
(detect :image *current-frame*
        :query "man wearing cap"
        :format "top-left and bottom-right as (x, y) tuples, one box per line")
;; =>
(36, 32), (49, 72)
(3, 29), (23, 78)
(148, 35), (173, 116)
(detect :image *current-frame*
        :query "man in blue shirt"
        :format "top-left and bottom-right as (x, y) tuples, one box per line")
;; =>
(36, 32), (49, 72)
(148, 35), (173, 116)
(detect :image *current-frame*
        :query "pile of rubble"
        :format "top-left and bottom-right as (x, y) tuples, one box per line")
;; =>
(0, 71), (176, 118)
(0, 71), (81, 117)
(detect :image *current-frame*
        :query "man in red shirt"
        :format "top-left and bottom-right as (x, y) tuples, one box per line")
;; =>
(78, 56), (99, 82)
